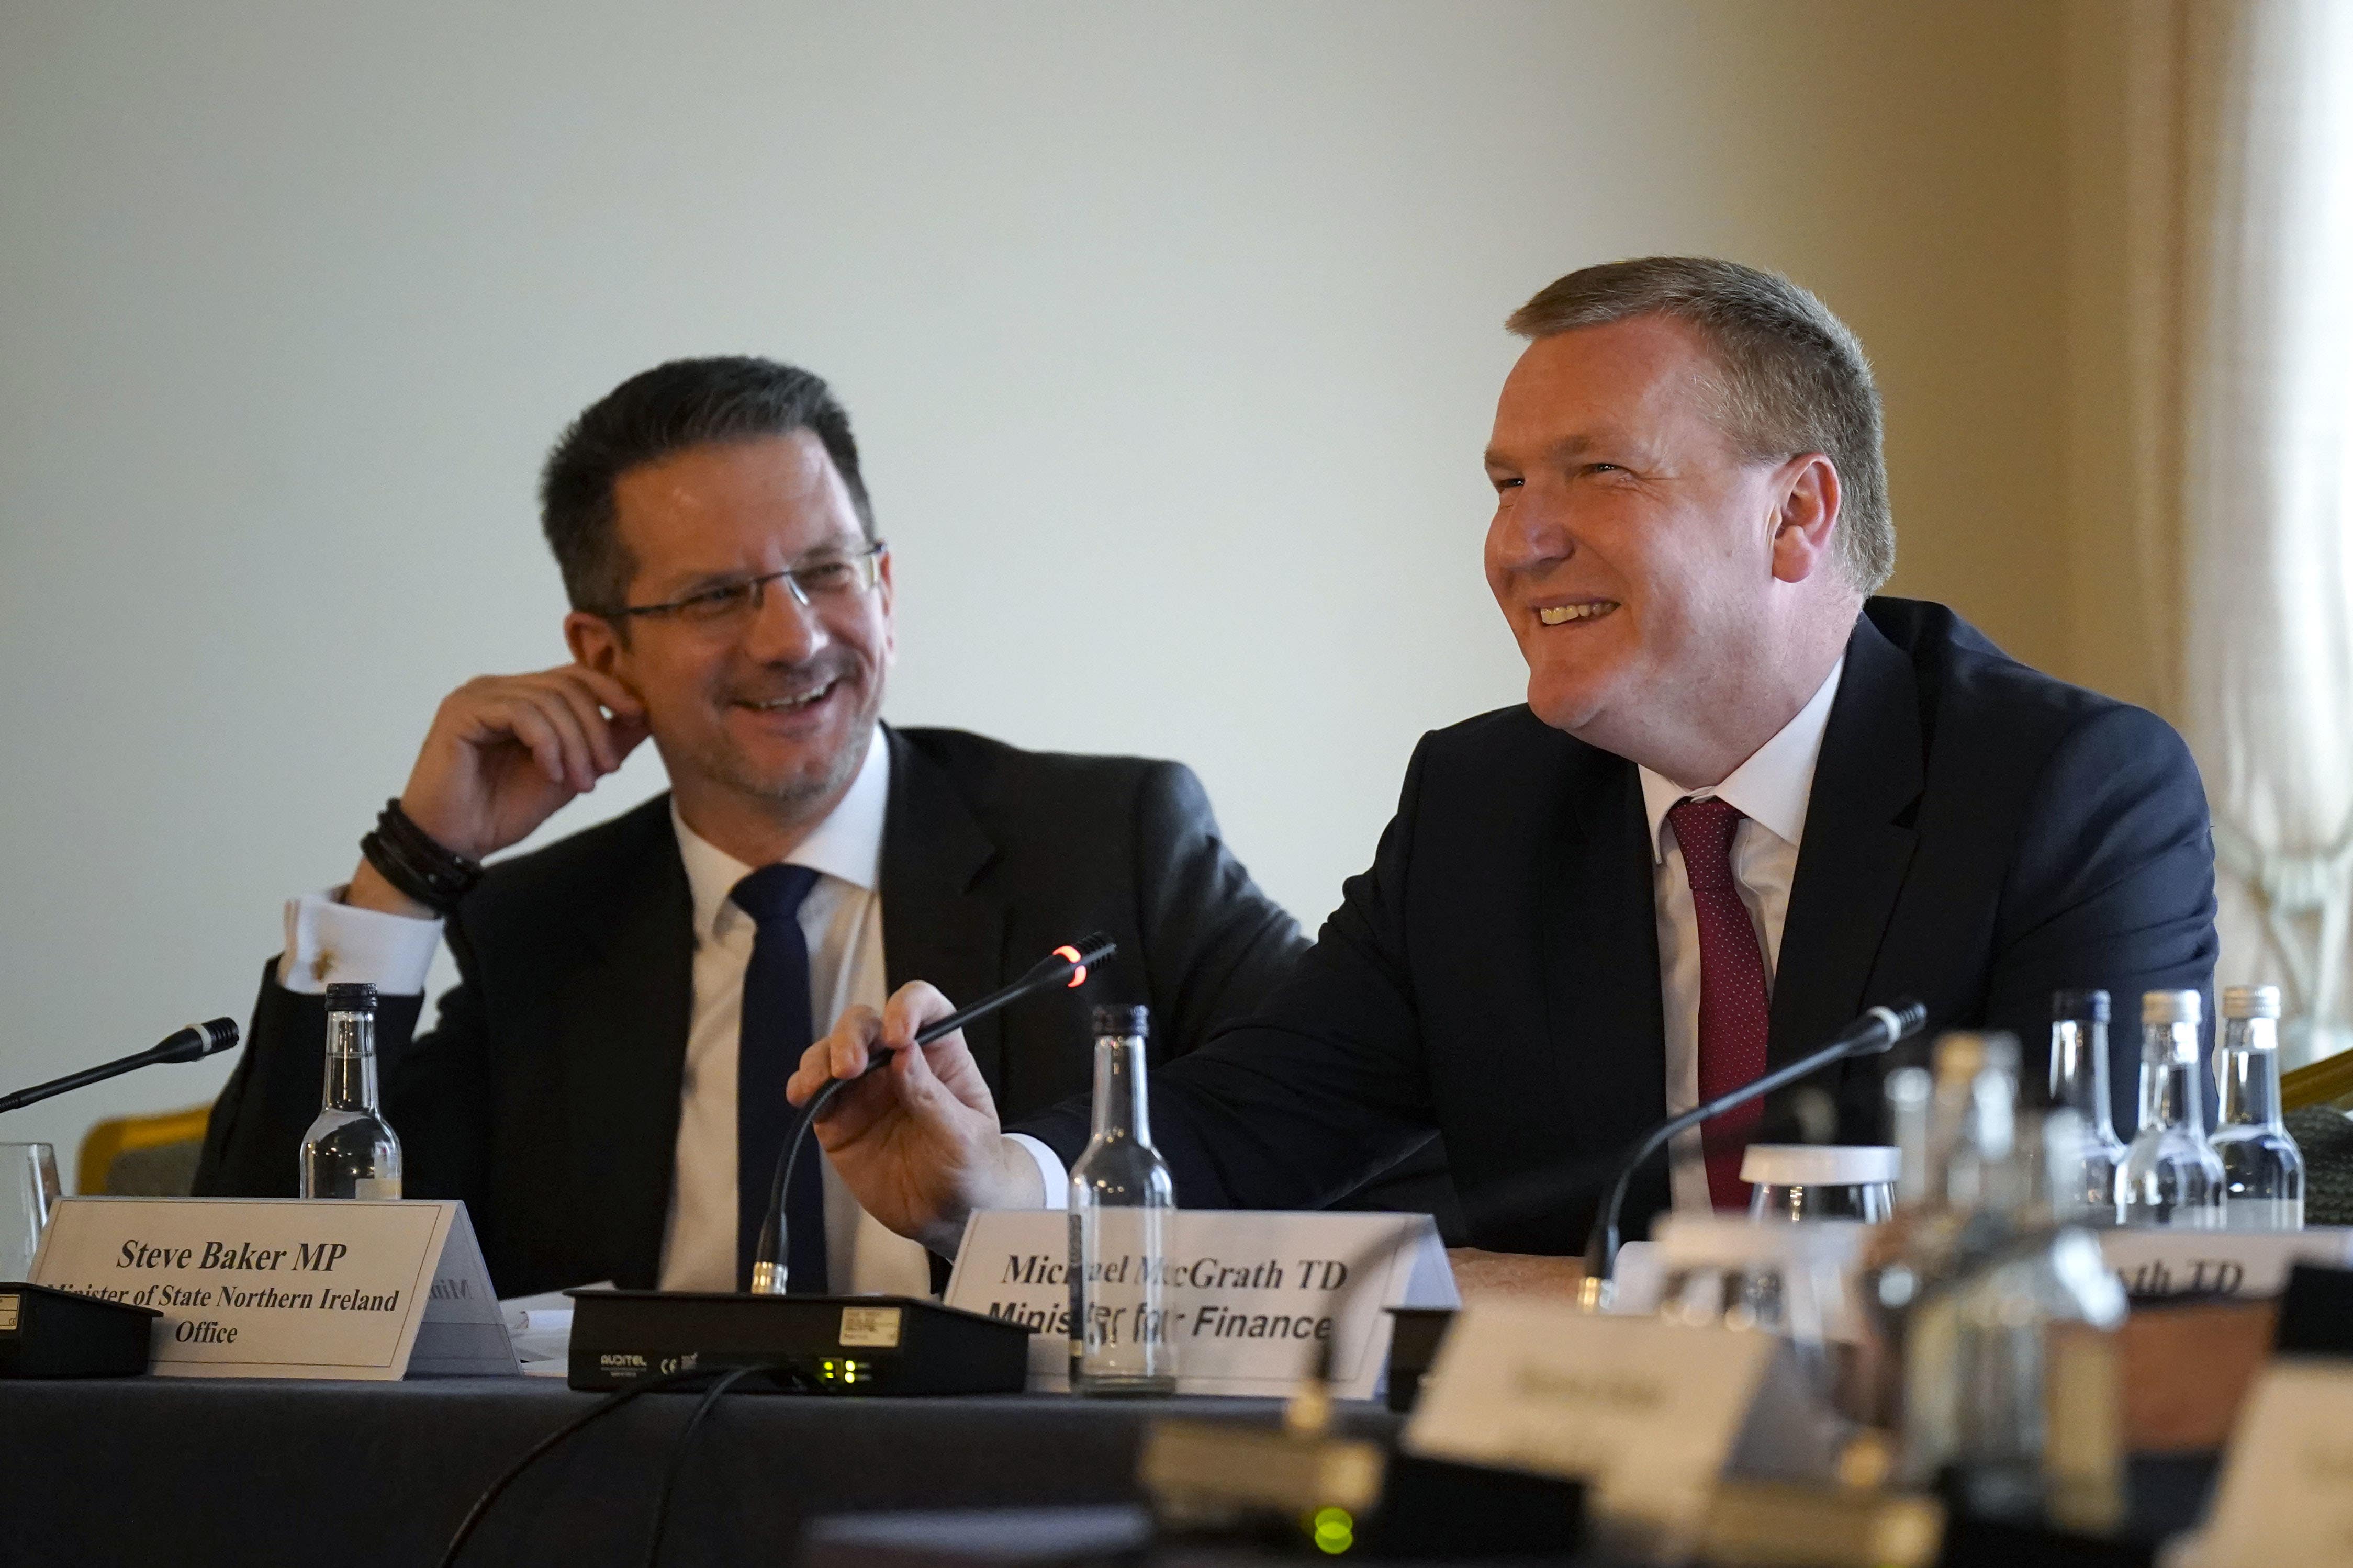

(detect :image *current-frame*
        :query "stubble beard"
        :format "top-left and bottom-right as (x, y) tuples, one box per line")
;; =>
(682, 671), (884, 825)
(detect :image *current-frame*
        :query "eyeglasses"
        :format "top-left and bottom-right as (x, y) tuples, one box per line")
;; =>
(608, 540), (888, 626)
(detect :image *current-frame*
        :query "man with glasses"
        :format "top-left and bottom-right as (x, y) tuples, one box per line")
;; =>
(193, 356), (1335, 1298)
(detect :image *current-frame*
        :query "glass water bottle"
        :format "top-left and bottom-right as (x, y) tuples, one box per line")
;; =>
(1887, 1034), (2130, 1529)
(299, 983), (404, 1199)
(1068, 1004), (1175, 1396)
(2047, 990), (2126, 1225)
(2212, 985), (2303, 1231)
(2121, 990), (2222, 1228)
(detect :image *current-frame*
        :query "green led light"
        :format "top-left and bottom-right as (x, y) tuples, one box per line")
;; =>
(1310, 1507), (1353, 1555)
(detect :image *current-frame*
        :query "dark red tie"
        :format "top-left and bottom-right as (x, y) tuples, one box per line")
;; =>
(1667, 796), (1770, 1210)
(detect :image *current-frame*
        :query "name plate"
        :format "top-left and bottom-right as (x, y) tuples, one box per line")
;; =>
(2179, 1360), (2353, 1566)
(1403, 1301), (1775, 1542)
(2100, 1227), (2353, 1299)
(31, 1197), (516, 1380)
(943, 1210), (1454, 1397)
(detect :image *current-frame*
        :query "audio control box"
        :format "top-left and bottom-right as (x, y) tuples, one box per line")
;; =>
(565, 1290), (1032, 1395)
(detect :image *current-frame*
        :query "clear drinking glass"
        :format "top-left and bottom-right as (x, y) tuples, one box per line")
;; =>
(2, 1142), (64, 1279)
(1741, 1145), (1898, 1222)
(1068, 1004), (1175, 1396)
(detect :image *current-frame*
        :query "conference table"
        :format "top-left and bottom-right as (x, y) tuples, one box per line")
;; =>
(0, 1374), (2220, 1567)
(0, 1375), (1363, 1567)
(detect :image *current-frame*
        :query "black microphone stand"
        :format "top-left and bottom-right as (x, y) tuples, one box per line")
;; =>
(1578, 1000), (1925, 1307)
(0, 1019), (239, 1116)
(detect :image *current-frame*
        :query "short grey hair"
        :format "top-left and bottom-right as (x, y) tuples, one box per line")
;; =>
(1506, 257), (1892, 594)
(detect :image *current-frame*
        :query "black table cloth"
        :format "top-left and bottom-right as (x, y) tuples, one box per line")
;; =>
(0, 1375), (2215, 1568)
(0, 1375), (1326, 1568)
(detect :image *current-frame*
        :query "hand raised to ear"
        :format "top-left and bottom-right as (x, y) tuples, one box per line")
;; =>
(346, 665), (649, 917)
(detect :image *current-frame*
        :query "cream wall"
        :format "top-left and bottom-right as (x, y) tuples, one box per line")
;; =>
(0, 2), (2086, 1178)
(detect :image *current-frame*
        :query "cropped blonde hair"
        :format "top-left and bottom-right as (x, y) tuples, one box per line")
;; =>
(1508, 258), (1892, 594)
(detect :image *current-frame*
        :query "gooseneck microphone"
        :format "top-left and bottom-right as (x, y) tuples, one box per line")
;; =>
(748, 933), (1118, 1294)
(1579, 999), (1928, 1305)
(0, 1018), (241, 1116)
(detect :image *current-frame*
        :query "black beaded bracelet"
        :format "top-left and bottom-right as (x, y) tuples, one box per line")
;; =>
(360, 798), (483, 914)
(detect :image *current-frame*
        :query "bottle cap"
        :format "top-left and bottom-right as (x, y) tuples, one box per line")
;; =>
(2141, 989), (2202, 1026)
(1739, 1144), (1901, 1188)
(2222, 984), (2282, 1020)
(2052, 989), (2110, 1024)
(1092, 1004), (1149, 1039)
(324, 982), (379, 1014)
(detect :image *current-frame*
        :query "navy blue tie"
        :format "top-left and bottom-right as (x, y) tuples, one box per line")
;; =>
(731, 864), (827, 1294)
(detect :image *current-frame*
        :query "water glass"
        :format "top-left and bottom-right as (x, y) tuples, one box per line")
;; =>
(2, 1142), (64, 1279)
(1743, 1144), (1899, 1223)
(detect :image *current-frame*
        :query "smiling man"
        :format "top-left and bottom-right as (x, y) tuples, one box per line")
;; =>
(788, 257), (2218, 1260)
(192, 356), (1331, 1297)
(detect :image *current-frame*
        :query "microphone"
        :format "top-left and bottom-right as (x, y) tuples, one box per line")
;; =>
(0, 1018), (241, 1116)
(748, 933), (1118, 1294)
(1578, 999), (1926, 1305)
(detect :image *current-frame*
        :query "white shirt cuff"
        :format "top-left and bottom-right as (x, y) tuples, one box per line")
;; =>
(1005, 1133), (1068, 1210)
(277, 888), (443, 995)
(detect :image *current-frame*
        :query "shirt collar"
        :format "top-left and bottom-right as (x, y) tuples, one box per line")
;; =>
(1636, 656), (1846, 865)
(673, 727), (893, 943)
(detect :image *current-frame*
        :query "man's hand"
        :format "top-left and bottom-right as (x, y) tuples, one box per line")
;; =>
(346, 666), (649, 917)
(787, 982), (1044, 1256)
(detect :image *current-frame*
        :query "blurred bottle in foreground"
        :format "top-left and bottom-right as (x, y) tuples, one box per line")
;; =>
(2212, 984), (2304, 1231)
(2122, 989), (2223, 1229)
(2047, 990), (2126, 1226)
(1881, 1032), (2127, 1531)
(299, 983), (402, 1200)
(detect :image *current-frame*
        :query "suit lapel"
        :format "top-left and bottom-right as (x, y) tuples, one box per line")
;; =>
(878, 729), (1011, 1092)
(1767, 614), (1924, 1067)
(1538, 745), (1671, 1168)
(559, 796), (696, 1288)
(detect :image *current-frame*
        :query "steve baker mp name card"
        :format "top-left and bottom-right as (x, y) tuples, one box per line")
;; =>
(31, 1197), (517, 1379)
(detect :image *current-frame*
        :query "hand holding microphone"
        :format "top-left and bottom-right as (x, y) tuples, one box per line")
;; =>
(786, 980), (1030, 1254)
(785, 935), (1114, 1258)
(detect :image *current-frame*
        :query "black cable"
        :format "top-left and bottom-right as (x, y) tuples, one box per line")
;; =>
(640, 1362), (779, 1568)
(434, 1365), (715, 1568)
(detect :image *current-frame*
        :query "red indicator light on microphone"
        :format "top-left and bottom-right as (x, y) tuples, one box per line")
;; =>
(1052, 945), (1088, 987)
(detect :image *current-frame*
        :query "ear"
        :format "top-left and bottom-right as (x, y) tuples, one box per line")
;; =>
(565, 610), (631, 680)
(1768, 454), (1842, 585)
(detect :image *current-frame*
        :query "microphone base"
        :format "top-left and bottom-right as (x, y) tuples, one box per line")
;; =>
(563, 1289), (1029, 1395)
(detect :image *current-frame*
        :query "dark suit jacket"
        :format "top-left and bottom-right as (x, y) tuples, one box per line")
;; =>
(1019, 600), (2220, 1251)
(195, 726), (1326, 1294)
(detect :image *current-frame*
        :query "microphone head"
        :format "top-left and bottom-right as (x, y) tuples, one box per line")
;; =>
(1051, 932), (1118, 988)
(1859, 999), (1928, 1053)
(152, 1017), (241, 1064)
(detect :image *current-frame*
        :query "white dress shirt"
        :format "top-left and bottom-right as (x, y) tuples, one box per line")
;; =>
(1638, 657), (1845, 1213)
(277, 732), (1062, 1293)
(660, 740), (929, 1293)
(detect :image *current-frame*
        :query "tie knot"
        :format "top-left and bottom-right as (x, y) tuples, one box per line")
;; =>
(1667, 795), (1745, 859)
(731, 863), (823, 928)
